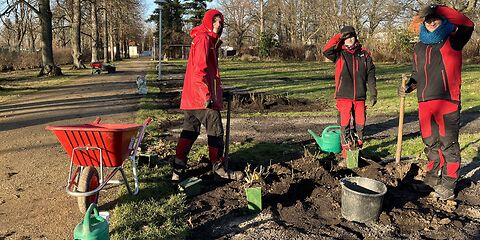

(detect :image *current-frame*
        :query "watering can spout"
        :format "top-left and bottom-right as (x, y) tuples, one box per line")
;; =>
(307, 129), (323, 146)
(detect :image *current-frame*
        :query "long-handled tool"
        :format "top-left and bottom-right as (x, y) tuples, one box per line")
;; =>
(395, 74), (408, 164)
(224, 91), (232, 170)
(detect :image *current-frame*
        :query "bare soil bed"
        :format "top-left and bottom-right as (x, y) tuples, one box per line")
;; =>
(152, 71), (480, 239)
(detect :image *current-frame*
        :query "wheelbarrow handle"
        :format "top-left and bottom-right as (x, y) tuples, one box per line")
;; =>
(93, 117), (101, 124)
(143, 117), (153, 126)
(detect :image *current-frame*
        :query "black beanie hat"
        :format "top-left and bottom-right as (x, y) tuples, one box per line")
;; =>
(340, 26), (357, 38)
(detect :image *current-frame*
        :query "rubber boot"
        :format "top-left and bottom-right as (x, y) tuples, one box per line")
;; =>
(209, 146), (244, 181)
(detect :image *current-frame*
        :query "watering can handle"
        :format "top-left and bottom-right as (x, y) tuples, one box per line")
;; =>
(323, 125), (340, 133)
(82, 203), (100, 232)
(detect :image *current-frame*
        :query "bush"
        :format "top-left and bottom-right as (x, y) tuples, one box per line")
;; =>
(259, 32), (278, 57)
(53, 48), (73, 65)
(270, 44), (305, 61)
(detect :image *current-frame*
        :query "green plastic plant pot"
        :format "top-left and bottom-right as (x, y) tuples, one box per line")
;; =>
(346, 149), (359, 169)
(245, 187), (262, 212)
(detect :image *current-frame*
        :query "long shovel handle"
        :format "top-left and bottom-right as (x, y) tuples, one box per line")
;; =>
(395, 74), (407, 164)
(224, 92), (232, 169)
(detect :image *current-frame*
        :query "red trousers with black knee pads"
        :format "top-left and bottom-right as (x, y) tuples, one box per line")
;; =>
(336, 99), (366, 144)
(419, 100), (461, 186)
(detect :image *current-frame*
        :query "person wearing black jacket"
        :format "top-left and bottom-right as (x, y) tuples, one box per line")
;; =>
(322, 26), (377, 160)
(399, 4), (474, 200)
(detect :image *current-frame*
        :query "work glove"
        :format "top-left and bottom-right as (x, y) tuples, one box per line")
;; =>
(397, 85), (407, 97)
(370, 96), (377, 107)
(341, 32), (354, 40)
(397, 78), (417, 97)
(419, 4), (438, 18)
(205, 99), (214, 109)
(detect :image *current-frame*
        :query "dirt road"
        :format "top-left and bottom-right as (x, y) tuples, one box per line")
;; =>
(0, 58), (149, 239)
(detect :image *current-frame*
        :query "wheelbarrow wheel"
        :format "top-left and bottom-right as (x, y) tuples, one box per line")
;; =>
(77, 166), (100, 213)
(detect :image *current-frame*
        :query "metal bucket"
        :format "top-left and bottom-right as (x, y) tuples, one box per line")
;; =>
(340, 177), (387, 223)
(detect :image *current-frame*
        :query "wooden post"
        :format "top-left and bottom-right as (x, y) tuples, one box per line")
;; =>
(395, 74), (407, 164)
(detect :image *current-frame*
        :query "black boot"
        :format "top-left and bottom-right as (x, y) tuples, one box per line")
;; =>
(213, 162), (245, 181)
(171, 158), (186, 182)
(423, 172), (441, 189)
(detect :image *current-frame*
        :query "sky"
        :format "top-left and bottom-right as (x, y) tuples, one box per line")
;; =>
(143, 0), (220, 19)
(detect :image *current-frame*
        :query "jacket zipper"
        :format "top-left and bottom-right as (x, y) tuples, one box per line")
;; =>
(441, 69), (447, 92)
(422, 46), (430, 101)
(353, 55), (356, 100)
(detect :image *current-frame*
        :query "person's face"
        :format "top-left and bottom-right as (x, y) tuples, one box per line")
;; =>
(344, 36), (355, 47)
(424, 18), (442, 32)
(213, 16), (222, 34)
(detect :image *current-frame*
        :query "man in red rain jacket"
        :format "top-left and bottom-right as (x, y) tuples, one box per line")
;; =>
(399, 5), (474, 200)
(322, 26), (377, 160)
(172, 9), (244, 182)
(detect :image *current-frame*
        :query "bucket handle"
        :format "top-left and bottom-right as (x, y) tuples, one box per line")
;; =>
(83, 203), (100, 233)
(322, 125), (340, 134)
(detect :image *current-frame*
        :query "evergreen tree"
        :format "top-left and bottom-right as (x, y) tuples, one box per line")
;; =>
(183, 0), (212, 27)
(148, 0), (185, 45)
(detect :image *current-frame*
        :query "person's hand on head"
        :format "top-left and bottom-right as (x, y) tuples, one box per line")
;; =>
(341, 32), (353, 40)
(419, 4), (438, 18)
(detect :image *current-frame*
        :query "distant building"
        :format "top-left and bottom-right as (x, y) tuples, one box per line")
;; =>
(129, 40), (140, 58)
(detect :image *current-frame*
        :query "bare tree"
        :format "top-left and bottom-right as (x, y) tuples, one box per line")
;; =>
(71, 0), (84, 68)
(219, 0), (255, 50)
(21, 0), (62, 76)
(90, 0), (99, 62)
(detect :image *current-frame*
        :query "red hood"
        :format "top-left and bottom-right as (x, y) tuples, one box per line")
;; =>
(190, 9), (224, 39)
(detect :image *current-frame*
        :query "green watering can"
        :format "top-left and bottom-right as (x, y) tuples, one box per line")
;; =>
(74, 203), (109, 240)
(308, 125), (341, 154)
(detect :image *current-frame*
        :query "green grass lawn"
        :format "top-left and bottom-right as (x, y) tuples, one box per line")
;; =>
(159, 59), (480, 161)
(0, 66), (92, 102)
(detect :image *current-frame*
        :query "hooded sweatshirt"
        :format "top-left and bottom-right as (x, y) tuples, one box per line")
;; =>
(180, 9), (224, 110)
(322, 34), (377, 101)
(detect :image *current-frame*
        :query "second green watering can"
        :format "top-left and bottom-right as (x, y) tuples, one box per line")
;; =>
(308, 125), (341, 154)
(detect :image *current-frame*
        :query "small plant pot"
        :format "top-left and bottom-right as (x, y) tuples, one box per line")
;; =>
(245, 187), (262, 213)
(346, 149), (359, 169)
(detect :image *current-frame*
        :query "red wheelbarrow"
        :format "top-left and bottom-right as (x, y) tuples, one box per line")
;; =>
(46, 117), (152, 213)
(91, 62), (116, 74)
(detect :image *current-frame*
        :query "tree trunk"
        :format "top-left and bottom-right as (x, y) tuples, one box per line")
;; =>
(114, 29), (121, 61)
(103, 0), (109, 62)
(259, 0), (264, 34)
(71, 0), (84, 69)
(38, 0), (62, 76)
(109, 24), (115, 61)
(91, 0), (99, 63)
(123, 38), (129, 59)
